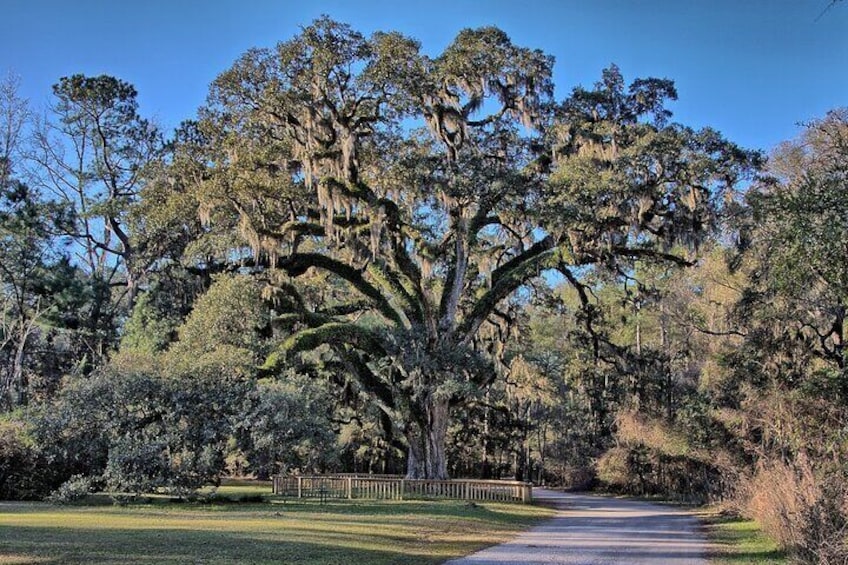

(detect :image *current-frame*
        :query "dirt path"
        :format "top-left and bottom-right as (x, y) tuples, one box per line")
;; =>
(446, 489), (707, 565)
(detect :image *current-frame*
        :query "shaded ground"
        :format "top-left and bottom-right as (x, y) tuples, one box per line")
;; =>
(0, 498), (552, 565)
(446, 489), (706, 565)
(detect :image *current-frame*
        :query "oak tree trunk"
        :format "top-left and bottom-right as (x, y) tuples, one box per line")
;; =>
(405, 394), (450, 479)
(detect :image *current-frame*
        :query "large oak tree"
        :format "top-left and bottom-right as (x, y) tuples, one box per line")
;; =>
(181, 17), (756, 478)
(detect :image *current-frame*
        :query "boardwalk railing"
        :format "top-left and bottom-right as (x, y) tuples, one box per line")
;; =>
(272, 474), (533, 503)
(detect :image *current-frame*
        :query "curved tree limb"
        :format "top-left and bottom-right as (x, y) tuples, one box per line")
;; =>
(457, 238), (560, 343)
(271, 253), (405, 327)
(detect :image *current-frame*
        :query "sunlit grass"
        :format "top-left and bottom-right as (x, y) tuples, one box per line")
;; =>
(701, 509), (788, 565)
(0, 496), (553, 565)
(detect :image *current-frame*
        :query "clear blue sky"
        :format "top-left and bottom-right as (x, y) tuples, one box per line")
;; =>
(2, 0), (846, 152)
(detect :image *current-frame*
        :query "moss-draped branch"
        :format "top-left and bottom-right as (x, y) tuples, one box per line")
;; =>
(262, 321), (386, 372)
(272, 253), (405, 327)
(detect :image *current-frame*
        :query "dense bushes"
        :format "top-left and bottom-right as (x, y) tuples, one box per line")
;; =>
(741, 456), (848, 564)
(1, 348), (338, 500)
(234, 375), (339, 479)
(0, 418), (55, 499)
(0, 274), (344, 501)
(596, 411), (732, 502)
(728, 386), (848, 563)
(26, 353), (231, 497)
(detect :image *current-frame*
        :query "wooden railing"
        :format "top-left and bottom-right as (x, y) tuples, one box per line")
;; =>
(272, 474), (533, 504)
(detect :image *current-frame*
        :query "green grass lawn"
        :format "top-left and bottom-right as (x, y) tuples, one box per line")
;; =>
(198, 478), (275, 501)
(701, 510), (788, 565)
(0, 491), (553, 565)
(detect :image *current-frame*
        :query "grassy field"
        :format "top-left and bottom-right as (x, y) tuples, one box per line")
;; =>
(701, 510), (788, 565)
(0, 485), (553, 565)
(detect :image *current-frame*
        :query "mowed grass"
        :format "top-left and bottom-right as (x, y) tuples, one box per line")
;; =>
(0, 490), (553, 565)
(701, 510), (788, 565)
(198, 479), (275, 501)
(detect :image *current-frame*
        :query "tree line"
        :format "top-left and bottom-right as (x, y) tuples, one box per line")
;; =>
(1, 18), (845, 562)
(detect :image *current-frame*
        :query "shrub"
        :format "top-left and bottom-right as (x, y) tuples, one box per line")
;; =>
(47, 474), (98, 504)
(0, 418), (53, 500)
(601, 411), (729, 502)
(596, 446), (631, 491)
(234, 375), (338, 478)
(30, 351), (246, 499)
(742, 455), (848, 564)
(103, 436), (170, 496)
(554, 464), (596, 490)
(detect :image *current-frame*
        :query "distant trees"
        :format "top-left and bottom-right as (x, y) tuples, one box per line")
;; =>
(739, 109), (848, 380)
(0, 181), (63, 407)
(568, 108), (848, 560)
(27, 74), (162, 363)
(0, 74), (71, 408)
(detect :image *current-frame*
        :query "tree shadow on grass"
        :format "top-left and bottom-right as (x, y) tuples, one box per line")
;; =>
(0, 523), (454, 565)
(1, 497), (551, 565)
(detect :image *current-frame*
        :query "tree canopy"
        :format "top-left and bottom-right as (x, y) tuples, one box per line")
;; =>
(162, 17), (758, 478)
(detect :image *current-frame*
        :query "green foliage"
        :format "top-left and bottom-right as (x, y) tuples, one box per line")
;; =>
(27, 337), (342, 497)
(675, 111), (848, 559)
(19, 73), (164, 371)
(728, 111), (848, 401)
(8, 20), (844, 539)
(546, 65), (760, 262)
(0, 177), (76, 407)
(169, 274), (269, 361)
(28, 376), (111, 483)
(757, 110), (848, 295)
(46, 474), (98, 504)
(120, 289), (182, 353)
(234, 375), (337, 478)
(30, 350), (249, 497)
(0, 417), (52, 500)
(178, 17), (757, 479)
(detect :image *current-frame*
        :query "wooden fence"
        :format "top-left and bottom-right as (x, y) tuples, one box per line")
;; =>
(272, 474), (533, 504)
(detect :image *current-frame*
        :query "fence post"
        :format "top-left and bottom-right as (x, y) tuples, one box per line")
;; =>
(522, 483), (532, 504)
(399, 479), (405, 500)
(347, 476), (353, 500)
(297, 476), (303, 499)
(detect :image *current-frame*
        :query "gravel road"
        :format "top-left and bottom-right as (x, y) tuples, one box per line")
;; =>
(445, 489), (707, 565)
